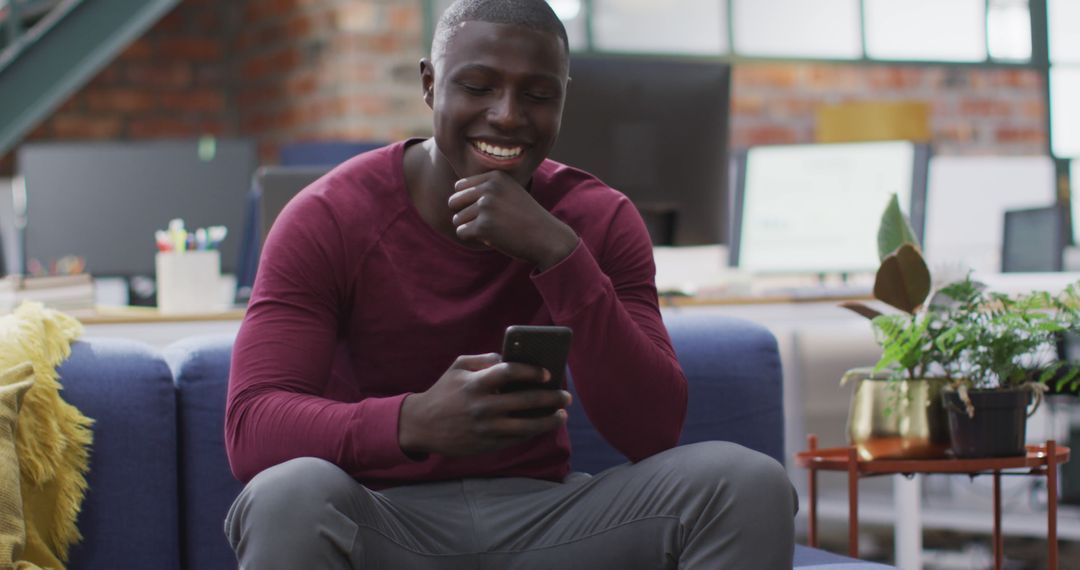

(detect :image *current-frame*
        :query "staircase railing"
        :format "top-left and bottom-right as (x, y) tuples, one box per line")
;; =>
(0, 0), (178, 155)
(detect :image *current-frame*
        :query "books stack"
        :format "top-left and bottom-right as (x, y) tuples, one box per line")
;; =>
(0, 274), (96, 316)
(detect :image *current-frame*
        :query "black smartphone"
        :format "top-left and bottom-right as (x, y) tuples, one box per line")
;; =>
(500, 325), (573, 416)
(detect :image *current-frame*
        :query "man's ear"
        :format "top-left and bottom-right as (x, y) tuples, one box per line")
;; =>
(420, 58), (435, 110)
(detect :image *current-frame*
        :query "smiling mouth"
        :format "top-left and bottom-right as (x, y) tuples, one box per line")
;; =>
(471, 140), (524, 160)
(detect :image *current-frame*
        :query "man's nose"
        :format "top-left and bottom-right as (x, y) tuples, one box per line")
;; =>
(488, 92), (526, 131)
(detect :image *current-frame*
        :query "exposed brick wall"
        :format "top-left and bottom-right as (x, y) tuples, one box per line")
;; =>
(34, 1), (235, 140)
(731, 63), (1047, 155)
(0, 0), (239, 175)
(232, 0), (432, 163)
(0, 0), (1050, 177)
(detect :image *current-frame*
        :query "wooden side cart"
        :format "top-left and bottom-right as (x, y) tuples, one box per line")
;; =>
(796, 435), (1071, 570)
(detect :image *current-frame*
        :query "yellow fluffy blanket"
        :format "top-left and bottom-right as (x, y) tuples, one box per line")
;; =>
(0, 302), (93, 568)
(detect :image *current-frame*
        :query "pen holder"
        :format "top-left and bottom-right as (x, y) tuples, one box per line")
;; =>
(155, 250), (223, 314)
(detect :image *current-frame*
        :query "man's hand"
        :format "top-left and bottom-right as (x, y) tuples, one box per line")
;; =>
(448, 171), (579, 271)
(398, 353), (572, 458)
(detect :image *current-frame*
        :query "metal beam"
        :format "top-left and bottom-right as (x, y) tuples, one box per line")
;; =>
(0, 0), (178, 155)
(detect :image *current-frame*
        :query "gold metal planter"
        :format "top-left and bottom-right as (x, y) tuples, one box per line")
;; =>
(844, 369), (951, 461)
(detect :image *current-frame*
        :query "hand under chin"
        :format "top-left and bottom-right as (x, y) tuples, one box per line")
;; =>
(457, 235), (493, 251)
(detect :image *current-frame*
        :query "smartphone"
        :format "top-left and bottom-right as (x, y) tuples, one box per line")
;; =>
(500, 325), (573, 416)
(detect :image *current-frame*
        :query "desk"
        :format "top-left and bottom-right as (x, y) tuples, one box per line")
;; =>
(84, 305), (246, 324)
(80, 306), (245, 348)
(661, 291), (873, 307)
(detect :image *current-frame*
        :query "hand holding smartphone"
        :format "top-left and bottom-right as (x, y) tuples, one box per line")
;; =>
(500, 325), (572, 417)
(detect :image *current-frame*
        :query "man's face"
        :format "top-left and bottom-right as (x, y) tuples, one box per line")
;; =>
(424, 21), (569, 187)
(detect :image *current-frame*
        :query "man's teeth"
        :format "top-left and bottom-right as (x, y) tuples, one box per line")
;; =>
(474, 141), (522, 158)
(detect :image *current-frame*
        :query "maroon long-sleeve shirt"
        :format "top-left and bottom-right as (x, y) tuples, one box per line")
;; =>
(225, 140), (687, 487)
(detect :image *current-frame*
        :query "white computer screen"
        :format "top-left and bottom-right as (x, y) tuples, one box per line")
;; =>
(735, 141), (918, 274)
(924, 155), (1055, 274)
(1074, 160), (1080, 244)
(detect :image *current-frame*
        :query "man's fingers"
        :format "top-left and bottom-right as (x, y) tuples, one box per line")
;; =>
(455, 221), (477, 241)
(484, 410), (568, 439)
(451, 202), (481, 227)
(472, 362), (547, 392)
(486, 389), (571, 416)
(453, 172), (497, 192)
(453, 353), (502, 372)
(448, 186), (481, 212)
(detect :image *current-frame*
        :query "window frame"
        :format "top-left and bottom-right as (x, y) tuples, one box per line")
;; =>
(421, 0), (1059, 160)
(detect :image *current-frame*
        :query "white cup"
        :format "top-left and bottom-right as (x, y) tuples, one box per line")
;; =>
(155, 251), (223, 314)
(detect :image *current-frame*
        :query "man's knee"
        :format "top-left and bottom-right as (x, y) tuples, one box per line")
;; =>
(226, 458), (368, 568)
(657, 442), (793, 501)
(235, 457), (361, 522)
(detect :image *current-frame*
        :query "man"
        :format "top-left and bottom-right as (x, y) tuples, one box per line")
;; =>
(225, 1), (796, 568)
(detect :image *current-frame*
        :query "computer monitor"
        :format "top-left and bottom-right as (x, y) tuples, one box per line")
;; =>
(547, 54), (731, 245)
(234, 166), (330, 298)
(279, 142), (385, 167)
(0, 178), (17, 276)
(924, 155), (1057, 274)
(729, 141), (930, 274)
(1072, 159), (1080, 245)
(18, 140), (256, 277)
(1002, 205), (1066, 273)
(257, 166), (330, 246)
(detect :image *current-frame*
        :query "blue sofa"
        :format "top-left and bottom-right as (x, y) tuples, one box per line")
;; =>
(53, 310), (890, 569)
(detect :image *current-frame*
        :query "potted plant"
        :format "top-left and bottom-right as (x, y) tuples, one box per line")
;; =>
(843, 195), (1080, 459)
(926, 277), (1080, 457)
(840, 194), (951, 461)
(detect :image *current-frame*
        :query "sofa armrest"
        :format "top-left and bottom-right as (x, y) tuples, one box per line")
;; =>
(568, 309), (784, 474)
(58, 338), (180, 570)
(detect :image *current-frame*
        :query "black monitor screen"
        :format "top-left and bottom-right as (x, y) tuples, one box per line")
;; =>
(1002, 205), (1065, 273)
(0, 179), (16, 276)
(548, 55), (731, 245)
(18, 140), (256, 277)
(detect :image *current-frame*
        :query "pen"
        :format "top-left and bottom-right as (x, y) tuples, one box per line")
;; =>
(208, 226), (228, 250)
(155, 230), (172, 252)
(168, 219), (187, 253)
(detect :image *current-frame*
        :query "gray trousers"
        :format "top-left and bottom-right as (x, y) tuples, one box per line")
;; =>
(226, 442), (797, 569)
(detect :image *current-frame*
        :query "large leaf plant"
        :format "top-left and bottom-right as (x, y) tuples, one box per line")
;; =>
(841, 193), (937, 382)
(842, 194), (1080, 417)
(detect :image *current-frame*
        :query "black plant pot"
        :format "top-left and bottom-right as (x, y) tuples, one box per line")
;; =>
(942, 388), (1032, 458)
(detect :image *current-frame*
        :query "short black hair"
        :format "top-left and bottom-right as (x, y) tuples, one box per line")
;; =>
(432, 0), (569, 63)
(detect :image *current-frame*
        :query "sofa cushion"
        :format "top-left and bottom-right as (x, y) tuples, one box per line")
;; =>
(164, 333), (243, 570)
(567, 311), (785, 474)
(59, 338), (179, 570)
(793, 544), (894, 568)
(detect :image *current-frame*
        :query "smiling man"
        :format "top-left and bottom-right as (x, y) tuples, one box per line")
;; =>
(224, 1), (796, 568)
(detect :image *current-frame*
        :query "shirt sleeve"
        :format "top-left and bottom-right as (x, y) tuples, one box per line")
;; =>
(530, 198), (687, 462)
(225, 191), (413, 483)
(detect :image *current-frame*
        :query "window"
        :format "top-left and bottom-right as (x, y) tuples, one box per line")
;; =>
(1072, 160), (1080, 243)
(592, 0), (727, 55)
(1051, 68), (1080, 157)
(988, 0), (1032, 61)
(426, 0), (1038, 64)
(430, 0), (587, 51)
(731, 0), (861, 59)
(1050, 1), (1080, 158)
(1049, 0), (1080, 63)
(547, 0), (587, 51)
(864, 0), (987, 61)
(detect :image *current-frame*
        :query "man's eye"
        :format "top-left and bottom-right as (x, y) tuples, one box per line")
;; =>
(526, 91), (556, 102)
(460, 83), (491, 94)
